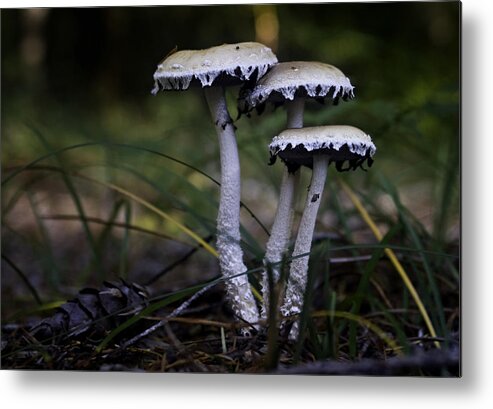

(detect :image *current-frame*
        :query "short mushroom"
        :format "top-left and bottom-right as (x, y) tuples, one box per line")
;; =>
(269, 125), (376, 339)
(152, 42), (278, 332)
(241, 62), (354, 319)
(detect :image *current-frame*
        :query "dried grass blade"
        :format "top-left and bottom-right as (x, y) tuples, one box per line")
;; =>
(338, 180), (440, 349)
(77, 174), (218, 258)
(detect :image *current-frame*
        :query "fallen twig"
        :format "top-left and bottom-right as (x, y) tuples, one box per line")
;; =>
(275, 348), (460, 376)
(120, 281), (218, 349)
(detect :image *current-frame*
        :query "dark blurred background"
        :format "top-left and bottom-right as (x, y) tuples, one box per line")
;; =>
(1, 3), (460, 311)
(2, 3), (459, 111)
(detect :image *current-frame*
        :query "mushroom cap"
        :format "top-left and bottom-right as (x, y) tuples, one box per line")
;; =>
(152, 42), (278, 93)
(242, 61), (354, 112)
(269, 125), (376, 172)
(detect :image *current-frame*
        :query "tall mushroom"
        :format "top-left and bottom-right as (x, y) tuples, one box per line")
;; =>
(269, 125), (376, 338)
(152, 42), (278, 331)
(240, 62), (354, 319)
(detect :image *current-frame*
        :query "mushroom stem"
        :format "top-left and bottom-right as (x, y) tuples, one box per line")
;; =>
(261, 168), (299, 318)
(286, 98), (305, 129)
(204, 85), (259, 330)
(281, 153), (329, 339)
(261, 98), (305, 319)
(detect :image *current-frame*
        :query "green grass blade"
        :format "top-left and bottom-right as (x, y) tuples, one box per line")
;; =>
(25, 190), (62, 289)
(2, 254), (43, 305)
(1, 142), (100, 186)
(2, 141), (269, 235)
(77, 174), (218, 257)
(347, 223), (400, 358)
(96, 265), (264, 353)
(41, 214), (191, 245)
(339, 179), (440, 348)
(378, 175), (448, 341)
(95, 285), (202, 353)
(119, 200), (132, 278)
(28, 127), (103, 274)
(312, 310), (403, 356)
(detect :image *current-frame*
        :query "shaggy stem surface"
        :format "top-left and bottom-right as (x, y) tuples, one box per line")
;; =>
(261, 169), (299, 318)
(261, 98), (305, 319)
(281, 154), (329, 339)
(205, 86), (259, 330)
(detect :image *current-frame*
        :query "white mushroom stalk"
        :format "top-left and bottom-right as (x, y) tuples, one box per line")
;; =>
(281, 153), (328, 338)
(259, 99), (303, 320)
(152, 42), (278, 332)
(261, 159), (299, 318)
(243, 62), (354, 320)
(269, 125), (376, 339)
(204, 85), (259, 328)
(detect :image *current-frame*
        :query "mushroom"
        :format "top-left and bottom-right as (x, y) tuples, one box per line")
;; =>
(269, 125), (376, 338)
(241, 62), (354, 319)
(152, 42), (278, 332)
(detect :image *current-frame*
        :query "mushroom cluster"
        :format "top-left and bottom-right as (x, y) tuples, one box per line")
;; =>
(152, 42), (376, 339)
(240, 61), (358, 320)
